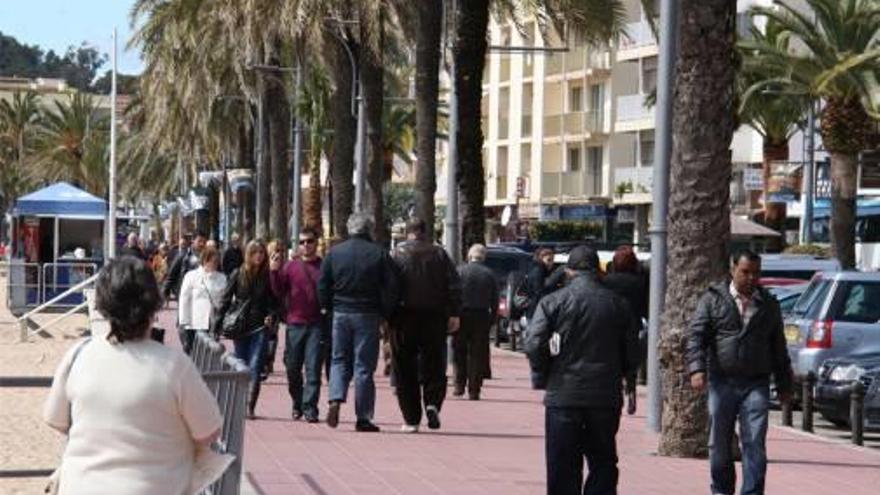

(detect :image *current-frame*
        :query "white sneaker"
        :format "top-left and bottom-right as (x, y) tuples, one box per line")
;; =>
(400, 424), (419, 433)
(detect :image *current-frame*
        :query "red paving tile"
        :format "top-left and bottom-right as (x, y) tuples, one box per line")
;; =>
(158, 308), (880, 494)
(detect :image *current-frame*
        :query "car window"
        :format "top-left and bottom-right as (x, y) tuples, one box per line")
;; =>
(778, 294), (798, 314)
(833, 282), (880, 324)
(792, 279), (832, 319)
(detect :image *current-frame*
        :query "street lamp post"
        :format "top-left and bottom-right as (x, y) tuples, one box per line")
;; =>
(107, 28), (118, 261)
(802, 100), (816, 245)
(646, 0), (679, 433)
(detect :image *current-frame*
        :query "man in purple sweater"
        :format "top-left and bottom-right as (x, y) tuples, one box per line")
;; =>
(270, 226), (323, 422)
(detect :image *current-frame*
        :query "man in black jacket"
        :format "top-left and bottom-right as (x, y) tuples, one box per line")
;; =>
(454, 243), (498, 400)
(318, 213), (399, 433)
(687, 250), (793, 495)
(391, 218), (461, 433)
(222, 233), (244, 276)
(525, 245), (639, 495)
(163, 232), (206, 299)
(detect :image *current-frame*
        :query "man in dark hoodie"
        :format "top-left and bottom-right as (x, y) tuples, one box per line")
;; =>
(525, 245), (639, 495)
(391, 218), (461, 433)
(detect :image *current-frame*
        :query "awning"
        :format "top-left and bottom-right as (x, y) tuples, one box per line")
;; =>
(731, 215), (781, 238)
(13, 182), (106, 219)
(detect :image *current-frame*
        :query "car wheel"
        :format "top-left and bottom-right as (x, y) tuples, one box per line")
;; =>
(820, 412), (849, 428)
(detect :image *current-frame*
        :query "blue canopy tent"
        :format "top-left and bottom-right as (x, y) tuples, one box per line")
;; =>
(7, 183), (106, 312)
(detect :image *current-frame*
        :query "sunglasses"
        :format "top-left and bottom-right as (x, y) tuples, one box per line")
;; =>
(299, 238), (317, 245)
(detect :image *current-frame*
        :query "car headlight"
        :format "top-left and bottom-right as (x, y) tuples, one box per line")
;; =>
(829, 365), (866, 382)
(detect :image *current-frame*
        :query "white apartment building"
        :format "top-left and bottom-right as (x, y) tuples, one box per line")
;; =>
(449, 0), (774, 244)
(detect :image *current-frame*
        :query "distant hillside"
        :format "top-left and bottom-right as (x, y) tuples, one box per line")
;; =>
(0, 31), (137, 94)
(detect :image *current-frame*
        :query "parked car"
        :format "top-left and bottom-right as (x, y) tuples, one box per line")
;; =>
(815, 353), (880, 429)
(484, 246), (532, 343)
(760, 254), (840, 281)
(785, 271), (880, 382)
(767, 283), (809, 316)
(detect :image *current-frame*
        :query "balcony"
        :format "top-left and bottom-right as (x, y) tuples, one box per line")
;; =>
(614, 166), (653, 203)
(615, 94), (654, 131)
(543, 111), (605, 139)
(541, 171), (593, 199)
(619, 20), (657, 61)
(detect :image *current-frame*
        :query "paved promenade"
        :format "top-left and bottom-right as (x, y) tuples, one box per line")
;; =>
(157, 308), (880, 495)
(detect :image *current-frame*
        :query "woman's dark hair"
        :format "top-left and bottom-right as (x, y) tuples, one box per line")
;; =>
(612, 245), (639, 273)
(534, 247), (554, 262)
(95, 256), (163, 343)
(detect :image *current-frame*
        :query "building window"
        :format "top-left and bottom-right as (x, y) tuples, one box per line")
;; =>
(497, 146), (509, 199)
(640, 130), (655, 167)
(521, 144), (532, 175)
(642, 56), (658, 94)
(500, 26), (512, 46)
(569, 85), (583, 112)
(588, 146), (603, 195)
(568, 146), (581, 172)
(523, 22), (536, 46)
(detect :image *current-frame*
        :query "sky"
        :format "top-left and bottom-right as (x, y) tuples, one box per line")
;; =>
(0, 0), (144, 75)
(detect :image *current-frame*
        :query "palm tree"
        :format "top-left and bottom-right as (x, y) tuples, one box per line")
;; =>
(738, 19), (808, 246)
(297, 65), (333, 233)
(0, 91), (40, 219)
(744, 0), (880, 268)
(32, 94), (109, 196)
(383, 104), (416, 181)
(659, 0), (738, 458)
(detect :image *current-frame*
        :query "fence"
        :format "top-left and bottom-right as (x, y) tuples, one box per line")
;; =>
(41, 263), (99, 308)
(2, 261), (41, 311)
(192, 330), (250, 495)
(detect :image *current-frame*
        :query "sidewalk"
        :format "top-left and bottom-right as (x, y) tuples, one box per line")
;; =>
(159, 309), (880, 494)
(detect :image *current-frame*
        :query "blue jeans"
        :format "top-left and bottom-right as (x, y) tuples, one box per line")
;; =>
(234, 329), (266, 384)
(328, 312), (380, 422)
(545, 406), (620, 495)
(708, 375), (770, 495)
(284, 323), (323, 417)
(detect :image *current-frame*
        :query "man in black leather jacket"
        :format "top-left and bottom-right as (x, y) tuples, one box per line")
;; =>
(525, 245), (639, 495)
(391, 218), (461, 433)
(686, 250), (793, 495)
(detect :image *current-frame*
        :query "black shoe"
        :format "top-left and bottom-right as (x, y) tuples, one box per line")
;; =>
(292, 409), (304, 420)
(305, 415), (320, 424)
(453, 387), (465, 398)
(326, 401), (340, 428)
(468, 392), (480, 401)
(355, 420), (380, 432)
(425, 405), (441, 430)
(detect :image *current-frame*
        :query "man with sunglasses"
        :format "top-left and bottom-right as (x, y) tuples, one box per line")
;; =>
(270, 227), (324, 422)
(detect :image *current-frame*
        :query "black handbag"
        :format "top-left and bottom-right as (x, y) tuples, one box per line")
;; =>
(220, 298), (252, 340)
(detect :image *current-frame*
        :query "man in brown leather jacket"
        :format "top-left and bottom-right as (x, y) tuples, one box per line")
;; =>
(391, 218), (462, 433)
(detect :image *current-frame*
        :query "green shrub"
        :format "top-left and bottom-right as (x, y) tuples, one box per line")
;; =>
(783, 244), (832, 258)
(529, 220), (604, 242)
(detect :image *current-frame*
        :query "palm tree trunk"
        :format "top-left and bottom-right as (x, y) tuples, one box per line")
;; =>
(830, 152), (858, 268)
(267, 65), (291, 243)
(414, 0), (444, 241)
(820, 96), (869, 270)
(256, 80), (271, 240)
(328, 31), (357, 239)
(361, 8), (386, 245)
(304, 149), (323, 232)
(659, 0), (737, 458)
(763, 141), (788, 252)
(454, 0), (490, 251)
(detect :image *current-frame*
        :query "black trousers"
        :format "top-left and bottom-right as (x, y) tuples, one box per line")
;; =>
(453, 309), (491, 396)
(391, 309), (448, 426)
(546, 406), (620, 495)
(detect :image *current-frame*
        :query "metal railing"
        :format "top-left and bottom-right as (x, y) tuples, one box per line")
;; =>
(41, 263), (99, 308)
(3, 261), (41, 312)
(192, 330), (249, 495)
(17, 272), (99, 342)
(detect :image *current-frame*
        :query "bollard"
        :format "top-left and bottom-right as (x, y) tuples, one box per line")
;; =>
(781, 397), (793, 427)
(510, 321), (518, 352)
(802, 372), (815, 433)
(850, 381), (865, 446)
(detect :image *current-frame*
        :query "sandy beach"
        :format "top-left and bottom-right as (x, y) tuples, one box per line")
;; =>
(0, 273), (89, 494)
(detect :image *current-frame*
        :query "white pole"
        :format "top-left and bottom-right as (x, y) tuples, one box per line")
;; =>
(107, 28), (118, 261)
(444, 0), (461, 263)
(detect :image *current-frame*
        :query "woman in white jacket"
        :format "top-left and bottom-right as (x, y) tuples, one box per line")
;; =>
(179, 247), (227, 352)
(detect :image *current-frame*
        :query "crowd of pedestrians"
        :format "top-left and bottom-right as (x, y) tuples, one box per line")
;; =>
(40, 212), (793, 495)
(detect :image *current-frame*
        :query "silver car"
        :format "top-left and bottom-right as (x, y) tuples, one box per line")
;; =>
(786, 271), (880, 378)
